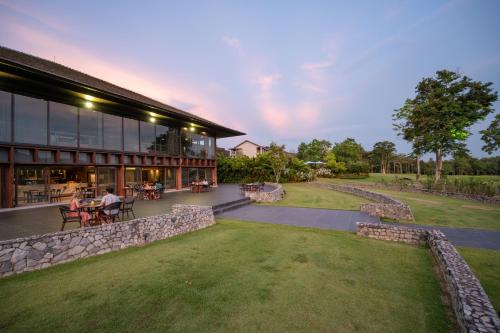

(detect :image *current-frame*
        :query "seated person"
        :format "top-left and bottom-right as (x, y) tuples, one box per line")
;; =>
(68, 192), (90, 227)
(97, 187), (121, 223)
(154, 180), (163, 199)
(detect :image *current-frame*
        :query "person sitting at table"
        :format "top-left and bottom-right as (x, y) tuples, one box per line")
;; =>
(97, 187), (121, 224)
(68, 192), (90, 227)
(154, 180), (163, 199)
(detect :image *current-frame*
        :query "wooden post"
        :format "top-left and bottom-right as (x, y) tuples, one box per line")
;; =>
(176, 166), (182, 190)
(6, 147), (15, 208)
(117, 164), (125, 196)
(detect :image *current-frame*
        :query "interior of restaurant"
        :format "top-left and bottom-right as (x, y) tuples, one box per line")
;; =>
(125, 167), (176, 189)
(15, 166), (116, 206)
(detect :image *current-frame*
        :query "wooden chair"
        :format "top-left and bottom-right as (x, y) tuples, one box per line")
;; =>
(59, 205), (82, 231)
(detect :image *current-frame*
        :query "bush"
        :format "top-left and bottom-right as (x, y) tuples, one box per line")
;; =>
(216, 154), (313, 183)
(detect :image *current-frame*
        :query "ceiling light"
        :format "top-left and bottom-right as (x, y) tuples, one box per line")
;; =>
(84, 95), (95, 101)
(84, 101), (93, 108)
(189, 127), (195, 132)
(150, 117), (156, 123)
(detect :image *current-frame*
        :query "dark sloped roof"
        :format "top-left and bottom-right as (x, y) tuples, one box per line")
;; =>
(0, 45), (244, 136)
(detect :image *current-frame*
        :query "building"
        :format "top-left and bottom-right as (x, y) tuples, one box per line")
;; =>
(0, 46), (244, 208)
(229, 140), (267, 158)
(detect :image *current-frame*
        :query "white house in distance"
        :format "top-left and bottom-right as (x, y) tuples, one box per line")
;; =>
(229, 140), (268, 158)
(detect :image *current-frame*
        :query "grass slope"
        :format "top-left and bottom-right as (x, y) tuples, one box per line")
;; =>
(318, 178), (500, 231)
(458, 247), (500, 312)
(263, 183), (368, 210)
(0, 219), (451, 332)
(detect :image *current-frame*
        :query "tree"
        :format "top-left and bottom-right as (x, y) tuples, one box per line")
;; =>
(371, 141), (396, 174)
(394, 70), (498, 182)
(332, 138), (364, 164)
(324, 150), (346, 174)
(480, 114), (500, 154)
(297, 139), (332, 161)
(266, 142), (288, 183)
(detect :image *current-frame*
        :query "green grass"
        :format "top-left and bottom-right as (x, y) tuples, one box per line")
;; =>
(458, 247), (500, 312)
(0, 219), (451, 332)
(263, 183), (369, 210)
(317, 178), (500, 231)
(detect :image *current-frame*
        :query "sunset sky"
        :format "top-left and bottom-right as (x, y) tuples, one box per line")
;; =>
(1, 0), (499, 156)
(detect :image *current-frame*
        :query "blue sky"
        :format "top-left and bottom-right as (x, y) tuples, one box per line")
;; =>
(1, 0), (499, 157)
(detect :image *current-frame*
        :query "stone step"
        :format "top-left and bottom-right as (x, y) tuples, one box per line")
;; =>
(213, 198), (253, 215)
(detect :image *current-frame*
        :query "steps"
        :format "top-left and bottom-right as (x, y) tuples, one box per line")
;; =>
(212, 197), (253, 215)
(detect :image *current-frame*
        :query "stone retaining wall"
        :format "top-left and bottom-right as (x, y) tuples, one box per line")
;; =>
(245, 183), (284, 202)
(0, 204), (215, 278)
(357, 223), (500, 333)
(323, 183), (414, 220)
(353, 183), (500, 205)
(356, 222), (428, 245)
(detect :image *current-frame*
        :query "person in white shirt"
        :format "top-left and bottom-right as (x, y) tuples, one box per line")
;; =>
(98, 187), (121, 223)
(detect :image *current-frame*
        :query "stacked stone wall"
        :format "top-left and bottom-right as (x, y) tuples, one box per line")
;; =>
(322, 184), (414, 220)
(0, 204), (214, 278)
(351, 183), (500, 205)
(357, 223), (500, 333)
(245, 183), (284, 202)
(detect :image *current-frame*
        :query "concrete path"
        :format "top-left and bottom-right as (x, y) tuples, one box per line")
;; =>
(219, 205), (380, 232)
(220, 205), (500, 250)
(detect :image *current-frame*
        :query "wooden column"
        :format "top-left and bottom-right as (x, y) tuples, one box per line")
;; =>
(176, 166), (182, 190)
(5, 147), (15, 208)
(117, 164), (125, 196)
(211, 166), (217, 185)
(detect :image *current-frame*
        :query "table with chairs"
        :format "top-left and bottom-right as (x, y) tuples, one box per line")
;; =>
(58, 195), (136, 231)
(239, 183), (265, 193)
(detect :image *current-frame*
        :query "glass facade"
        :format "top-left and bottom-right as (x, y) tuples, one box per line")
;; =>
(79, 107), (103, 149)
(123, 118), (139, 152)
(2, 90), (220, 158)
(49, 102), (78, 147)
(0, 91), (11, 142)
(103, 113), (122, 151)
(155, 125), (180, 156)
(97, 167), (116, 196)
(14, 94), (47, 144)
(182, 132), (215, 158)
(140, 121), (155, 153)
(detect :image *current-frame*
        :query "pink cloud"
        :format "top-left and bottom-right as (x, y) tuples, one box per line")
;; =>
(255, 73), (281, 90)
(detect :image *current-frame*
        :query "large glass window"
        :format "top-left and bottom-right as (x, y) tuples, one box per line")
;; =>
(79, 107), (103, 149)
(140, 121), (155, 153)
(123, 118), (139, 152)
(181, 132), (214, 158)
(49, 102), (78, 147)
(0, 91), (11, 142)
(16, 166), (48, 205)
(103, 113), (123, 151)
(14, 94), (47, 145)
(155, 125), (180, 156)
(97, 167), (116, 196)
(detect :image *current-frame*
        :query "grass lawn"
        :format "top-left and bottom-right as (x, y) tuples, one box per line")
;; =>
(317, 178), (500, 231)
(0, 219), (451, 332)
(263, 183), (369, 210)
(458, 247), (500, 312)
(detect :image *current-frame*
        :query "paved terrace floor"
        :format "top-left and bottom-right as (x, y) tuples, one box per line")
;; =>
(0, 184), (244, 241)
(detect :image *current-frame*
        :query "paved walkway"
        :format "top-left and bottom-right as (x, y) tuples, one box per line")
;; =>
(220, 205), (380, 232)
(0, 184), (244, 241)
(220, 205), (500, 250)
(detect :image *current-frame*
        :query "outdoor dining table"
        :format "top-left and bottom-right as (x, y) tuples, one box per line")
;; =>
(79, 199), (102, 225)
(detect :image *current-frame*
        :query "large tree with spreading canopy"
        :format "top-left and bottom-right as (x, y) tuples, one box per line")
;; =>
(393, 70), (497, 182)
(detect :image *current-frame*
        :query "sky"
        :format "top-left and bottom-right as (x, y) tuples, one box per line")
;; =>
(0, 0), (499, 157)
